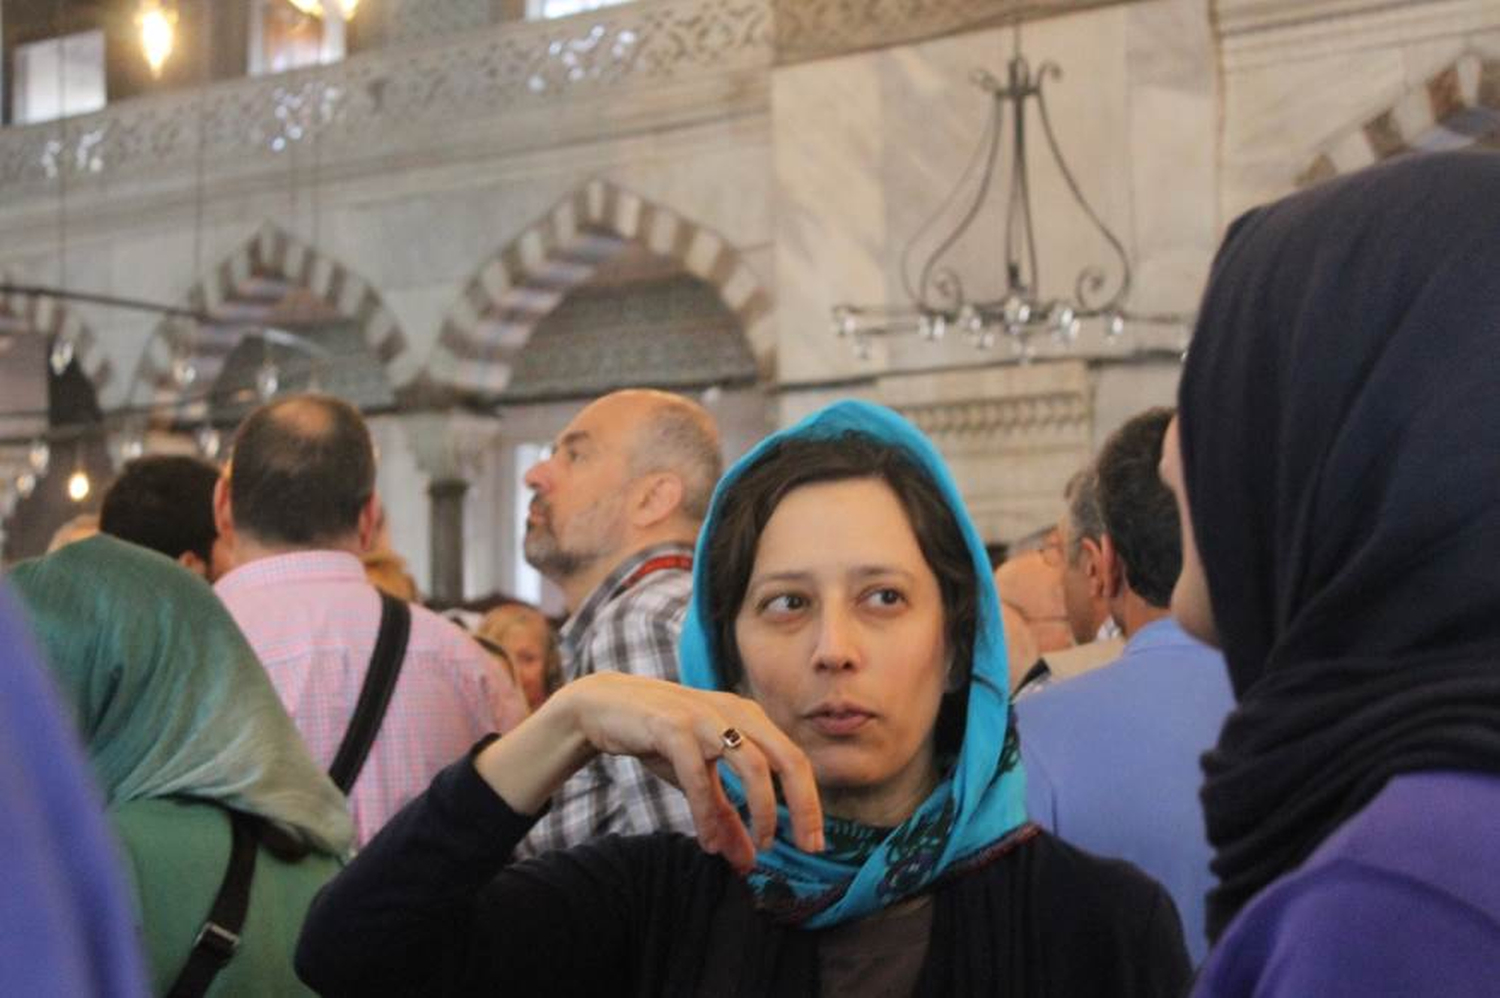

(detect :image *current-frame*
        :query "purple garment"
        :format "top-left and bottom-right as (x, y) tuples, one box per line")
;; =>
(1193, 770), (1500, 997)
(0, 588), (147, 996)
(1019, 616), (1232, 963)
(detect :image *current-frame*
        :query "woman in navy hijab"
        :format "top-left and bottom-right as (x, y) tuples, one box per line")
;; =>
(1163, 149), (1500, 995)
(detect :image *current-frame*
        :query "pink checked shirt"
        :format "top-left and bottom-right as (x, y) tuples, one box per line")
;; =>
(216, 551), (528, 845)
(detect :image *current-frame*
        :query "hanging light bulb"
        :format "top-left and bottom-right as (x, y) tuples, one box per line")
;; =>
(49, 336), (75, 375)
(136, 1), (177, 79)
(28, 439), (50, 475)
(957, 304), (983, 341)
(831, 306), (856, 340)
(196, 424), (222, 461)
(336, 0), (360, 17)
(171, 354), (198, 388)
(286, 0), (326, 16)
(1051, 305), (1076, 335)
(256, 359), (281, 400)
(1002, 295), (1032, 329)
(67, 469), (91, 503)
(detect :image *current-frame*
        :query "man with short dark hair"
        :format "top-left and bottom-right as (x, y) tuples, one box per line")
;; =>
(1016, 406), (1234, 963)
(515, 388), (721, 856)
(214, 394), (527, 844)
(99, 454), (229, 580)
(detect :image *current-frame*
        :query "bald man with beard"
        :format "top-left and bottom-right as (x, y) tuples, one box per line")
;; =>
(514, 389), (722, 857)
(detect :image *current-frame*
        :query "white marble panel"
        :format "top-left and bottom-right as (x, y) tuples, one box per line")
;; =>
(1091, 359), (1181, 450)
(383, 284), (462, 365)
(772, 52), (892, 382)
(1219, 3), (1500, 220)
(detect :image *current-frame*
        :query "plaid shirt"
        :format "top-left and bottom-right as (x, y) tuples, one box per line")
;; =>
(217, 551), (528, 845)
(515, 543), (697, 857)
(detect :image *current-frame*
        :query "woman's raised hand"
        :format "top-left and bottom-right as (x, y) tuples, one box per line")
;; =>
(473, 672), (823, 873)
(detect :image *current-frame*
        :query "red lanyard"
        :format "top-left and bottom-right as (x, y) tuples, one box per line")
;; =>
(620, 554), (693, 592)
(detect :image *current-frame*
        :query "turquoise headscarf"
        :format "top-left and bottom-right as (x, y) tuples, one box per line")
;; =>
(679, 400), (1027, 928)
(8, 534), (353, 857)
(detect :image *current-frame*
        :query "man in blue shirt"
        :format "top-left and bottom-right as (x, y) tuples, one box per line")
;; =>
(1017, 406), (1233, 964)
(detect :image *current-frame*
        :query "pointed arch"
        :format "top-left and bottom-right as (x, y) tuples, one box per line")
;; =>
(0, 269), (113, 394)
(427, 179), (772, 397)
(1298, 53), (1499, 186)
(125, 221), (414, 420)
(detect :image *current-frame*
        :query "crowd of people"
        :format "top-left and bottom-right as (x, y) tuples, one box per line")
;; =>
(5, 148), (1500, 996)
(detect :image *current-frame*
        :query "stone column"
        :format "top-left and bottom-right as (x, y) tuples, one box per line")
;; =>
(426, 476), (469, 603)
(402, 410), (502, 605)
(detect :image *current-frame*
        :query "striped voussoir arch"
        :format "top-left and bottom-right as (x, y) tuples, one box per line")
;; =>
(0, 269), (113, 395)
(428, 178), (772, 398)
(1298, 53), (1500, 187)
(127, 221), (415, 425)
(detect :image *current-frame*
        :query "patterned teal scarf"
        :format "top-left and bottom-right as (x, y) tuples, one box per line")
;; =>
(679, 401), (1027, 928)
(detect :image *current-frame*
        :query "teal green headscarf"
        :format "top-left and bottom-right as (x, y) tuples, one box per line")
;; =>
(679, 400), (1027, 928)
(8, 534), (352, 856)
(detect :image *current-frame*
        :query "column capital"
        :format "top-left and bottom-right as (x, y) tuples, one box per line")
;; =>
(400, 409), (502, 483)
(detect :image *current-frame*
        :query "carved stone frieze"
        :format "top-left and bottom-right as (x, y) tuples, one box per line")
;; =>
(0, 0), (773, 192)
(895, 392), (1091, 452)
(773, 0), (1135, 65)
(876, 361), (1094, 543)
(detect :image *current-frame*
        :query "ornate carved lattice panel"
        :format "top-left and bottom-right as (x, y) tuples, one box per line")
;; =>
(0, 0), (773, 191)
(773, 0), (1132, 65)
(878, 360), (1093, 544)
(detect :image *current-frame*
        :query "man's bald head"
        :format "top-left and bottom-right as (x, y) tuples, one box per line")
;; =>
(228, 393), (375, 548)
(523, 389), (722, 605)
(613, 391), (721, 524)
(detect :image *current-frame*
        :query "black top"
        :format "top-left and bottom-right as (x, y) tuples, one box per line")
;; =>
(297, 753), (1190, 997)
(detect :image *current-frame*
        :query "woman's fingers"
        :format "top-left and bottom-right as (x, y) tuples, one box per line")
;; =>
(695, 717), (776, 853)
(570, 675), (824, 859)
(653, 719), (756, 869)
(709, 698), (825, 854)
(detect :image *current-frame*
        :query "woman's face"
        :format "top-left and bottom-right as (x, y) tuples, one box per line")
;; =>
(734, 477), (948, 827)
(499, 623), (549, 710)
(1159, 418), (1220, 647)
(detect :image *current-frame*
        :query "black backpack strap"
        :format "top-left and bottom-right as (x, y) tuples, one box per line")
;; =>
(165, 809), (259, 998)
(327, 593), (412, 794)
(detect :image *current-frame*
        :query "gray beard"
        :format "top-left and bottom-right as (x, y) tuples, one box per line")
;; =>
(523, 526), (594, 582)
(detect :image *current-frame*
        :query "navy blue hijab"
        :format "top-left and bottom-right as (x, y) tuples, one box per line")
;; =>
(1181, 150), (1500, 941)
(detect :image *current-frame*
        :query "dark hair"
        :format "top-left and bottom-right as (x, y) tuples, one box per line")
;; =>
(228, 394), (375, 547)
(1095, 407), (1180, 607)
(99, 455), (220, 563)
(706, 432), (977, 756)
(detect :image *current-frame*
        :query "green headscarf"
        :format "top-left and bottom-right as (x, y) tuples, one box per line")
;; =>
(8, 534), (352, 856)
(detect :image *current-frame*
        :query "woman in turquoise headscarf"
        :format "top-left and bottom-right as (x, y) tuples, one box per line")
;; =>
(9, 534), (352, 996)
(298, 401), (1188, 996)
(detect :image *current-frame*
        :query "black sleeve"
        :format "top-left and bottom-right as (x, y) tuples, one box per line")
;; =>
(1021, 833), (1192, 998)
(294, 744), (652, 996)
(1134, 882), (1192, 998)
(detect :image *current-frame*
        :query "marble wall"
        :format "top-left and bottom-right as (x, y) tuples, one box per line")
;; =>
(3, 0), (1491, 579)
(1217, 0), (1500, 219)
(768, 0), (1212, 539)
